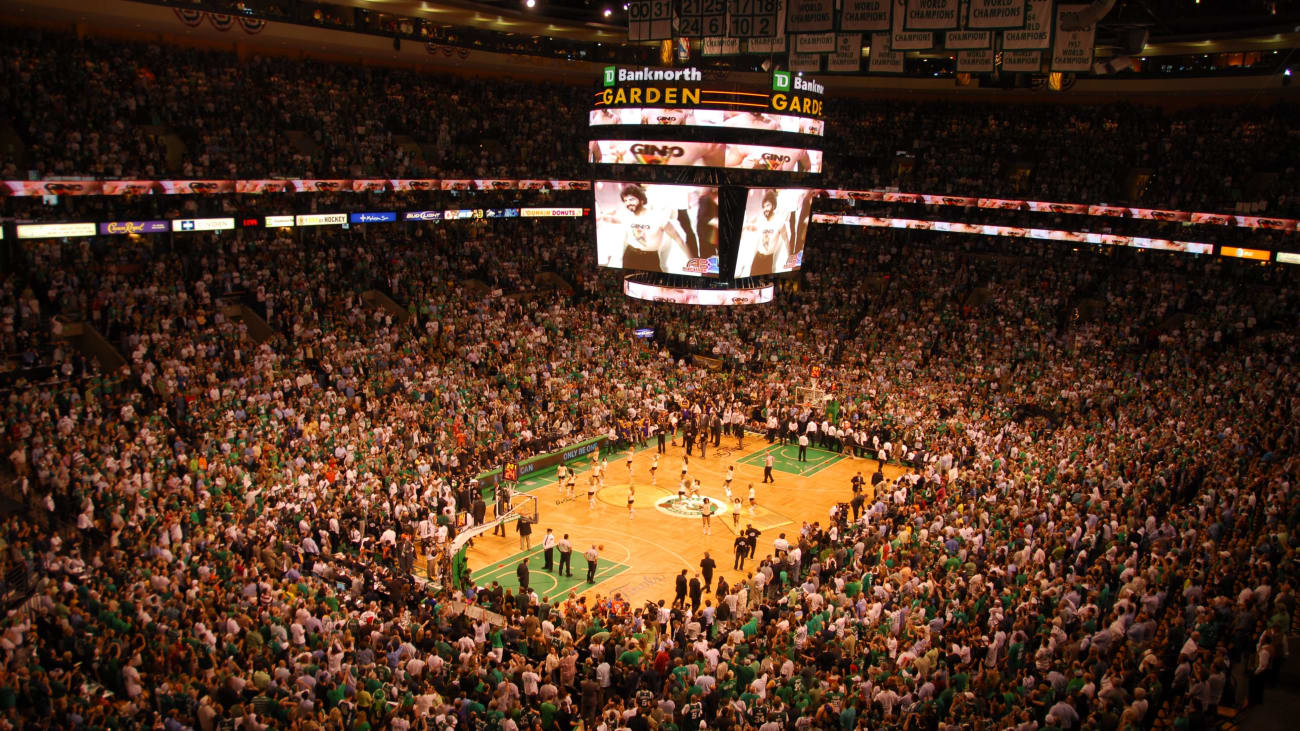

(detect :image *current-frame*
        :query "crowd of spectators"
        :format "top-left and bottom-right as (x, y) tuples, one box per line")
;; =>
(2, 213), (1297, 729)
(3, 29), (1300, 217)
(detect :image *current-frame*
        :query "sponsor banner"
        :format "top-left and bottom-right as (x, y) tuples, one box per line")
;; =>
(966, 0), (1026, 29)
(827, 34), (863, 72)
(728, 145), (823, 172)
(294, 213), (347, 227)
(841, 0), (891, 31)
(235, 179), (291, 194)
(701, 37), (742, 55)
(921, 194), (978, 206)
(891, 1), (934, 49)
(869, 33), (906, 72)
(473, 179), (516, 191)
(15, 222), (98, 239)
(1276, 252), (1300, 265)
(553, 180), (592, 191)
(786, 0), (835, 32)
(403, 210), (445, 222)
(789, 52), (822, 72)
(389, 179), (440, 192)
(3, 181), (89, 196)
(97, 220), (170, 235)
(1219, 246), (1270, 261)
(591, 107), (825, 135)
(818, 215), (1217, 255)
(1189, 214), (1295, 232)
(745, 35), (787, 53)
(957, 49), (996, 71)
(290, 179), (348, 193)
(160, 180), (235, 195)
(795, 32), (837, 53)
(444, 209), (476, 220)
(1003, 0), (1051, 49)
(351, 179), (388, 193)
(590, 140), (725, 166)
(624, 278), (775, 305)
(173, 217), (235, 232)
(441, 179), (474, 191)
(265, 215), (296, 227)
(517, 179), (551, 190)
(520, 207), (586, 217)
(1051, 4), (1096, 72)
(100, 180), (159, 195)
(1001, 49), (1042, 71)
(903, 0), (960, 30)
(349, 212), (397, 224)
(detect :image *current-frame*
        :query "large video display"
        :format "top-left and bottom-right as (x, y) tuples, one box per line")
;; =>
(733, 188), (817, 277)
(589, 108), (825, 136)
(589, 141), (821, 172)
(595, 181), (720, 276)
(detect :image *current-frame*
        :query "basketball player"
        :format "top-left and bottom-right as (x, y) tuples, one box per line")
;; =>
(597, 183), (690, 272)
(735, 189), (790, 278)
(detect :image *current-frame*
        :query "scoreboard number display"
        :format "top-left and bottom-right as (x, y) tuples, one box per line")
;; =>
(678, 0), (728, 37)
(728, 0), (782, 38)
(627, 0), (674, 41)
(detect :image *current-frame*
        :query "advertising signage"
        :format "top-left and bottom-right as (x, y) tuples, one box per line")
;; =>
(174, 217), (235, 232)
(97, 220), (170, 235)
(295, 213), (347, 227)
(349, 212), (397, 224)
(16, 222), (98, 239)
(403, 210), (444, 222)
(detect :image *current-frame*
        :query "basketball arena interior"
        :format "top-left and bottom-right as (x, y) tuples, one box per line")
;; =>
(1, 0), (1299, 728)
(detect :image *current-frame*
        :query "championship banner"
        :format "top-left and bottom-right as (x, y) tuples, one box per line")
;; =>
(627, 0), (673, 41)
(902, 0), (960, 30)
(676, 0), (728, 37)
(789, 51), (823, 72)
(786, 0), (835, 33)
(868, 33), (906, 72)
(840, 0), (891, 31)
(945, 28), (991, 48)
(827, 34), (863, 72)
(746, 35), (788, 52)
(701, 37), (742, 55)
(1003, 0), (1051, 49)
(795, 32), (837, 53)
(891, 0), (934, 49)
(1051, 4), (1096, 71)
(966, 0), (1026, 28)
(1001, 49), (1043, 71)
(956, 49), (996, 71)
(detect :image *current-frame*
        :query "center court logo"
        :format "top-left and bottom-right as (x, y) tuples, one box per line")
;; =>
(772, 70), (791, 91)
(603, 66), (617, 87)
(654, 495), (728, 519)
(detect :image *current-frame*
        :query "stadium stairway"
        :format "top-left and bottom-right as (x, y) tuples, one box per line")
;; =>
(361, 289), (410, 324)
(219, 295), (279, 345)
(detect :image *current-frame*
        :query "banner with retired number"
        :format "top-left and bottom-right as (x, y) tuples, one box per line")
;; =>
(827, 34), (863, 72)
(956, 49), (996, 71)
(891, 0), (934, 49)
(786, 0), (835, 32)
(1001, 50), (1042, 71)
(1051, 4), (1096, 71)
(868, 33), (906, 72)
(1003, 0), (1051, 49)
(789, 51), (822, 72)
(795, 32), (836, 53)
(966, 0), (1026, 28)
(902, 0), (960, 30)
(841, 0), (891, 31)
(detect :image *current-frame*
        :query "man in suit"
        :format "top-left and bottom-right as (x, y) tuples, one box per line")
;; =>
(517, 558), (531, 591)
(541, 528), (557, 572)
(558, 533), (573, 576)
(674, 569), (689, 608)
(700, 552), (716, 591)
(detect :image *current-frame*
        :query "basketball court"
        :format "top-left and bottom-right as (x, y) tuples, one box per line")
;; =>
(442, 433), (913, 607)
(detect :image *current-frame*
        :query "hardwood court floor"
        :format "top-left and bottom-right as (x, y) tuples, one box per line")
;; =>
(459, 436), (912, 608)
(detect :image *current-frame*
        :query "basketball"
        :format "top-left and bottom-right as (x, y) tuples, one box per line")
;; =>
(598, 544), (604, 551)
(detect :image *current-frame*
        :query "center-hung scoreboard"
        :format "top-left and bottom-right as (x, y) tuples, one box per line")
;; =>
(589, 65), (825, 290)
